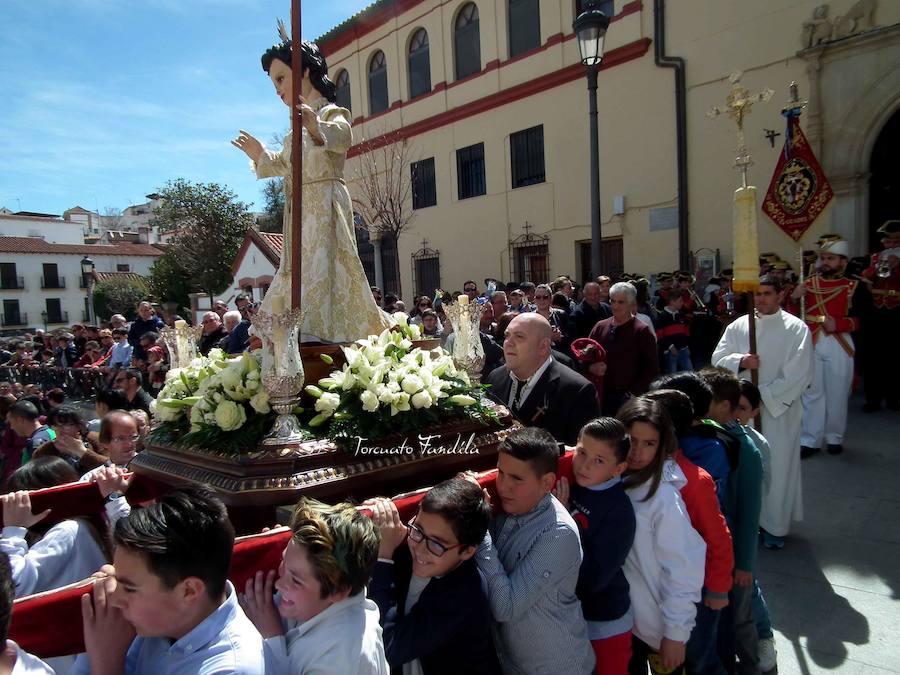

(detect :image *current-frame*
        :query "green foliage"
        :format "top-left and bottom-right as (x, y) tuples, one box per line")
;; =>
(150, 178), (255, 300)
(92, 276), (148, 321)
(148, 250), (193, 310)
(151, 410), (284, 455)
(257, 178), (284, 234)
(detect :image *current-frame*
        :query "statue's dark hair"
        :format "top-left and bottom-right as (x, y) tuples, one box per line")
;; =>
(261, 39), (337, 103)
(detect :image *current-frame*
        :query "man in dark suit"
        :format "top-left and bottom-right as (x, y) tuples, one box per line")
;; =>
(487, 313), (599, 445)
(563, 281), (612, 351)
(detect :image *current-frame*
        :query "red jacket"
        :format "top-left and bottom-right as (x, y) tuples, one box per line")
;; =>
(674, 450), (734, 597)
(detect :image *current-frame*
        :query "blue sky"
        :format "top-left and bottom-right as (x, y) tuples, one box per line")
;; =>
(0, 0), (374, 216)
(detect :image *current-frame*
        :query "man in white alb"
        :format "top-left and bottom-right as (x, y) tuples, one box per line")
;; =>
(712, 275), (813, 549)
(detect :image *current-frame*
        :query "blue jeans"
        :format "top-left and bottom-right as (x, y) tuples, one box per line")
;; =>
(665, 346), (694, 373)
(751, 580), (773, 640)
(686, 601), (727, 675)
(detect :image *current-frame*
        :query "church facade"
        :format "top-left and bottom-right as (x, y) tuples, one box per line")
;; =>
(318, 0), (900, 298)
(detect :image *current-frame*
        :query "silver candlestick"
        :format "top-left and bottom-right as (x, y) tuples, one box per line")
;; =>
(159, 321), (202, 369)
(444, 298), (486, 382)
(252, 307), (309, 446)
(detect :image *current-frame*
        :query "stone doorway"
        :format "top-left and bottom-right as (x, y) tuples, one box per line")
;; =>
(868, 107), (900, 248)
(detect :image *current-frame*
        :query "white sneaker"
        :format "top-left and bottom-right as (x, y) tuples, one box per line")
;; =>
(759, 637), (777, 673)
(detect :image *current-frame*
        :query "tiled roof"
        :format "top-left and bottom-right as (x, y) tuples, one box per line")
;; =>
(0, 236), (163, 256)
(316, 0), (385, 43)
(93, 271), (148, 283)
(258, 232), (284, 256)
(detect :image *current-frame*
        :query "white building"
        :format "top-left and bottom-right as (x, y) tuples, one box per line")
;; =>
(216, 230), (281, 306)
(0, 213), (84, 245)
(0, 236), (162, 333)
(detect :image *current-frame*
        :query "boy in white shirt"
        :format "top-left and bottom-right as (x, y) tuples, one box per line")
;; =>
(0, 552), (55, 674)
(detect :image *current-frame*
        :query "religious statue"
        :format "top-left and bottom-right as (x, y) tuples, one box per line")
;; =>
(802, 5), (834, 48)
(232, 26), (392, 344)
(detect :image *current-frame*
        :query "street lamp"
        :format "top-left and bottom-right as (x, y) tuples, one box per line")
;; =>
(574, 1), (610, 280)
(41, 310), (48, 331)
(80, 256), (95, 324)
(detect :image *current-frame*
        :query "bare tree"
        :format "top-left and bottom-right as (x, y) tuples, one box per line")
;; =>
(102, 207), (125, 230)
(351, 129), (417, 295)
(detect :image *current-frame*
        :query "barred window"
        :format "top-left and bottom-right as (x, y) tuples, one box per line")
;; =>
(411, 158), (437, 209)
(510, 125), (545, 188)
(457, 143), (486, 200)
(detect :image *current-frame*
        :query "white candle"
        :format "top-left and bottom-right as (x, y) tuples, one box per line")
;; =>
(174, 320), (188, 367)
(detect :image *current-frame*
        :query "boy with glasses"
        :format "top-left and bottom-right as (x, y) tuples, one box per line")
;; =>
(367, 478), (500, 674)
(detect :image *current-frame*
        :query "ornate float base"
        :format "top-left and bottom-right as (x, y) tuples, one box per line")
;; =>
(133, 409), (518, 514)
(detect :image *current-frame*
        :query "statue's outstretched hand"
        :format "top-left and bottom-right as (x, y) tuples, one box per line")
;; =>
(231, 130), (264, 162)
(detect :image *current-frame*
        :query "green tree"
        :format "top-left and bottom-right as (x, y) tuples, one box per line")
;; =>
(257, 178), (284, 233)
(92, 276), (148, 321)
(148, 251), (194, 312)
(150, 178), (254, 304)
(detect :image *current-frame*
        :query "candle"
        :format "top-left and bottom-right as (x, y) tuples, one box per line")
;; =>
(458, 295), (468, 305)
(174, 320), (188, 368)
(732, 185), (760, 293)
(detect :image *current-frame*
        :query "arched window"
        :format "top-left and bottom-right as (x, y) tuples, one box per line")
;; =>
(454, 3), (481, 81)
(508, 0), (541, 58)
(368, 51), (388, 115)
(408, 28), (432, 99)
(335, 69), (351, 112)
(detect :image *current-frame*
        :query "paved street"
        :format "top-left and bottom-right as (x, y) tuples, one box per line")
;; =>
(758, 396), (900, 675)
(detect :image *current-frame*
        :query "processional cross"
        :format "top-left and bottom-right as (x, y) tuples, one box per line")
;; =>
(706, 71), (774, 186)
(705, 71), (774, 411)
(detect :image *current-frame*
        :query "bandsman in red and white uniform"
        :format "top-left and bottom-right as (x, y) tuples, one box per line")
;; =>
(792, 235), (861, 457)
(861, 220), (900, 412)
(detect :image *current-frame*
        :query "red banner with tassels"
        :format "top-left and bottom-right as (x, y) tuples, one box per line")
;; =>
(762, 115), (833, 242)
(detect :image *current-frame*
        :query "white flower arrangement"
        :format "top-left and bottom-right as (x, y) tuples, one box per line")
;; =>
(150, 348), (275, 452)
(303, 326), (492, 441)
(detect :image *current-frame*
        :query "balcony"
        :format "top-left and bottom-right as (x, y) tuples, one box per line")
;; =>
(44, 311), (69, 325)
(0, 276), (25, 290)
(41, 276), (66, 289)
(1, 313), (27, 327)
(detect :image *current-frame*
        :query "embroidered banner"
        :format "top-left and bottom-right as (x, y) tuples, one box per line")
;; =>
(762, 115), (833, 242)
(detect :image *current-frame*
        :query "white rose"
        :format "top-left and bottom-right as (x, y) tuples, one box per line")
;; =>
(315, 392), (341, 417)
(359, 389), (380, 412)
(214, 400), (247, 431)
(249, 391), (271, 414)
(411, 390), (433, 409)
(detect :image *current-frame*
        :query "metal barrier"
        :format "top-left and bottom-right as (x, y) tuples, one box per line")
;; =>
(0, 365), (112, 399)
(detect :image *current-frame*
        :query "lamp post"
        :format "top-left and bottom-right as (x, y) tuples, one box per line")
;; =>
(574, 1), (610, 280)
(41, 311), (48, 331)
(80, 256), (95, 324)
